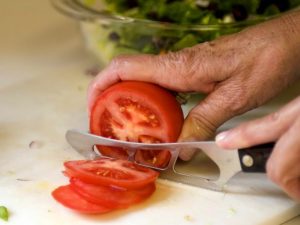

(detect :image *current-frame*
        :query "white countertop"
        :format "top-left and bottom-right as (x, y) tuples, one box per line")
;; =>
(0, 1), (299, 224)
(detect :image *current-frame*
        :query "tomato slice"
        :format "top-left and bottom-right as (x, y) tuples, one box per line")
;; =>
(90, 81), (184, 168)
(52, 185), (112, 214)
(64, 158), (159, 189)
(70, 178), (155, 209)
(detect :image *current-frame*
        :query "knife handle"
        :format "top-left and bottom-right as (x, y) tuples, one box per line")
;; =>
(238, 143), (274, 173)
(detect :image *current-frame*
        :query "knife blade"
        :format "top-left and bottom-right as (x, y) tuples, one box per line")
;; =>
(65, 129), (274, 191)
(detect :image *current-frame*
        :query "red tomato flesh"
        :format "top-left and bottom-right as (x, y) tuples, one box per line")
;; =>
(70, 178), (155, 209)
(64, 158), (159, 189)
(52, 185), (112, 214)
(90, 81), (184, 168)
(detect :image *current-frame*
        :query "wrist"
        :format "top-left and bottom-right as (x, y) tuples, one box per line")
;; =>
(250, 10), (300, 82)
(276, 10), (300, 80)
(279, 10), (300, 40)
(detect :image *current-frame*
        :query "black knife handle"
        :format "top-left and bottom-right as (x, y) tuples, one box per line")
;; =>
(238, 143), (274, 173)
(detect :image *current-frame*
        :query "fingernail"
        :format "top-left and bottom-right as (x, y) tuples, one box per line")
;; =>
(215, 132), (229, 144)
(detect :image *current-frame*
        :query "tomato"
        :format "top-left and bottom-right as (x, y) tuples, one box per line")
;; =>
(90, 81), (184, 168)
(70, 178), (155, 209)
(64, 158), (159, 189)
(52, 185), (112, 214)
(53, 159), (158, 214)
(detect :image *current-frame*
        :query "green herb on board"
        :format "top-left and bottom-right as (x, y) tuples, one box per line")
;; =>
(0, 206), (9, 221)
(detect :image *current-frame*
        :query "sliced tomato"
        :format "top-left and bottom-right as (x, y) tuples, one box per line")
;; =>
(52, 185), (112, 214)
(64, 158), (159, 189)
(70, 178), (155, 209)
(90, 81), (184, 168)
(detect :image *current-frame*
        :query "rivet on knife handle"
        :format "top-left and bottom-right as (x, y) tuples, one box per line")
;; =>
(238, 143), (274, 173)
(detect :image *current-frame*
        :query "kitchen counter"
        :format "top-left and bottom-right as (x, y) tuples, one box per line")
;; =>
(0, 1), (299, 225)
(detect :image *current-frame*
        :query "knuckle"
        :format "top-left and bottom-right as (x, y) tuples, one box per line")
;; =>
(267, 112), (281, 124)
(187, 111), (217, 139)
(109, 55), (130, 69)
(216, 84), (250, 116)
(88, 79), (97, 92)
(162, 49), (199, 83)
(164, 50), (193, 71)
(266, 160), (286, 187)
(109, 54), (149, 79)
(266, 160), (279, 183)
(234, 123), (251, 140)
(228, 96), (249, 115)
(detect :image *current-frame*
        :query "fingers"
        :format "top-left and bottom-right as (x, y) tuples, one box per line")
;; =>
(215, 96), (300, 149)
(87, 53), (183, 113)
(87, 66), (120, 113)
(178, 88), (241, 160)
(177, 114), (215, 161)
(213, 96), (300, 201)
(266, 115), (300, 201)
(87, 43), (227, 113)
(87, 54), (157, 112)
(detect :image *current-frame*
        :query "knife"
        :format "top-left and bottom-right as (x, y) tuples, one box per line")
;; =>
(65, 129), (274, 191)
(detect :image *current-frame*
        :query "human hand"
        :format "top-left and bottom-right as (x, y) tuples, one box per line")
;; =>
(216, 97), (300, 201)
(88, 11), (300, 160)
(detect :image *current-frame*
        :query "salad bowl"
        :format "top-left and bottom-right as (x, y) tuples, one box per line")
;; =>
(52, 0), (300, 66)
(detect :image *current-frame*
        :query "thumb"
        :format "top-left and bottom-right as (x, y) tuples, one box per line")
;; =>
(178, 88), (238, 160)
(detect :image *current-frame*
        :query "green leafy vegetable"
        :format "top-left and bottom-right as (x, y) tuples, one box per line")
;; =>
(90, 0), (300, 61)
(162, 2), (203, 24)
(264, 4), (281, 16)
(172, 34), (198, 51)
(290, 0), (300, 8)
(211, 0), (260, 14)
(0, 206), (9, 221)
(104, 0), (299, 24)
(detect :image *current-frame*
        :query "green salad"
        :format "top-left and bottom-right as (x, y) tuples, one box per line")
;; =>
(0, 206), (9, 221)
(104, 0), (300, 24)
(82, 0), (300, 63)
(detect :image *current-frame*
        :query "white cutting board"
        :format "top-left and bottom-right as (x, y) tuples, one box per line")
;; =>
(0, 66), (300, 225)
(0, 1), (299, 225)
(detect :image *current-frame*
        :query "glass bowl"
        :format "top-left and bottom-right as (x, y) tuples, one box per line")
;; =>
(52, 0), (298, 66)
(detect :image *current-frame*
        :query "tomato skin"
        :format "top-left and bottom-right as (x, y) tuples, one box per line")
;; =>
(52, 185), (112, 214)
(70, 178), (155, 209)
(53, 158), (158, 214)
(64, 159), (159, 189)
(90, 81), (184, 167)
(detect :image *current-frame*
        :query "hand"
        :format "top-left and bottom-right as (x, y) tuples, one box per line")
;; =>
(88, 11), (300, 161)
(216, 97), (300, 202)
